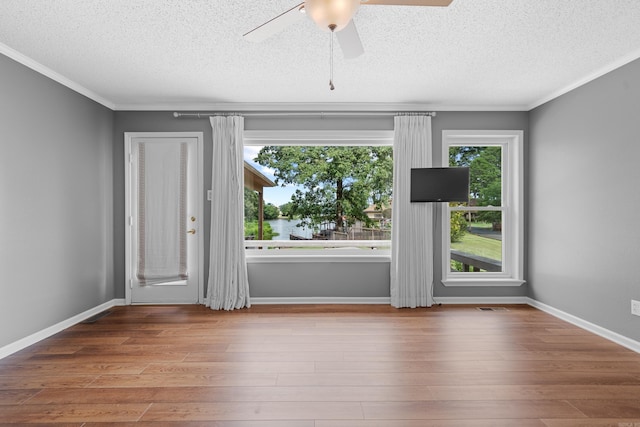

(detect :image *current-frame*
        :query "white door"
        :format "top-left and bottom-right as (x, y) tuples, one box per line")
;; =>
(125, 133), (203, 304)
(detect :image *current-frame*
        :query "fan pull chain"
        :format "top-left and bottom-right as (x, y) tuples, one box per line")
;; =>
(329, 24), (336, 91)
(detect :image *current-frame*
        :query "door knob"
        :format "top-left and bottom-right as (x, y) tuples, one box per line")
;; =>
(187, 229), (196, 235)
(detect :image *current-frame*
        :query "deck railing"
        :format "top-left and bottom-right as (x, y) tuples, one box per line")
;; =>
(450, 250), (501, 272)
(245, 239), (390, 250)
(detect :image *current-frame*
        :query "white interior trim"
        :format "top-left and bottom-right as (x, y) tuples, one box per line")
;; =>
(120, 102), (528, 112)
(435, 296), (529, 305)
(251, 297), (391, 305)
(528, 46), (640, 110)
(441, 130), (525, 286)
(0, 42), (115, 110)
(246, 251), (391, 263)
(441, 279), (526, 287)
(0, 299), (126, 360)
(124, 132), (205, 305)
(243, 130), (394, 146)
(526, 298), (640, 354)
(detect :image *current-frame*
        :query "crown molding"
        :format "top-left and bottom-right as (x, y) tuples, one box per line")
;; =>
(528, 47), (640, 110)
(116, 102), (529, 112)
(0, 42), (115, 110)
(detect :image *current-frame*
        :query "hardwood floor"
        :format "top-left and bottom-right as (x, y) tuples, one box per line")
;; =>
(1, 304), (640, 426)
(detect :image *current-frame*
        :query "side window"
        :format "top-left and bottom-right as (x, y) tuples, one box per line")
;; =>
(442, 131), (524, 286)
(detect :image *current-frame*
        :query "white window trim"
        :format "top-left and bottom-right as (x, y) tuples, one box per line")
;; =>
(441, 130), (525, 287)
(243, 129), (394, 260)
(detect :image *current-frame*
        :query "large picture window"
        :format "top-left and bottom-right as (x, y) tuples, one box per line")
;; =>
(441, 130), (524, 286)
(242, 130), (394, 260)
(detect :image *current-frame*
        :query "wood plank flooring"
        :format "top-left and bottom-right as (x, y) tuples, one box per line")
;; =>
(1, 304), (640, 426)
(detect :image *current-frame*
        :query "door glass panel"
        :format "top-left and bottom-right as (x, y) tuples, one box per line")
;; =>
(136, 141), (189, 285)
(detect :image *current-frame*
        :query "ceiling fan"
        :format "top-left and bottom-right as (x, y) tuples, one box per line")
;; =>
(243, 0), (453, 89)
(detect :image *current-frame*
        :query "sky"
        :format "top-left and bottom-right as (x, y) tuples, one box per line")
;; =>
(243, 146), (303, 207)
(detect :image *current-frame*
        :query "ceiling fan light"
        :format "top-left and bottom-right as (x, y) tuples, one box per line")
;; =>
(304, 0), (361, 32)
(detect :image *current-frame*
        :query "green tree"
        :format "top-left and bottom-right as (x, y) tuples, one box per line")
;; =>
(450, 210), (467, 243)
(244, 220), (278, 240)
(245, 190), (280, 221)
(279, 202), (295, 218)
(255, 146), (393, 231)
(449, 146), (502, 224)
(263, 203), (280, 220)
(244, 188), (259, 221)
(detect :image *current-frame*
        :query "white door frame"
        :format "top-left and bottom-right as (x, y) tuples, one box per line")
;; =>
(124, 132), (204, 305)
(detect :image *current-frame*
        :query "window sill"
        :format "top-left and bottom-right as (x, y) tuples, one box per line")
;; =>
(441, 278), (526, 287)
(246, 249), (391, 264)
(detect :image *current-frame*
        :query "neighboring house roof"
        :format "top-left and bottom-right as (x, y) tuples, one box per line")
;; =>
(244, 161), (276, 192)
(364, 203), (392, 219)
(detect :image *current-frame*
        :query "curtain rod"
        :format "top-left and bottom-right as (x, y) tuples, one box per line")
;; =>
(173, 111), (436, 119)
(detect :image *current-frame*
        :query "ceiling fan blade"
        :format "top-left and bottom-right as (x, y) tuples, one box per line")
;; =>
(336, 20), (364, 59)
(361, 0), (453, 6)
(243, 2), (306, 42)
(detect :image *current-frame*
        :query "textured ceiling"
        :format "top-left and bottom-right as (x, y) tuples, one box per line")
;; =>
(1, 0), (640, 110)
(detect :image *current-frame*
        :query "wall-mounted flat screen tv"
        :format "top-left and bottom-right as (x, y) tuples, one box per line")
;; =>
(410, 167), (470, 202)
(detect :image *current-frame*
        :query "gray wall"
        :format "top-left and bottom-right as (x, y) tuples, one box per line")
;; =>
(529, 58), (640, 341)
(113, 111), (528, 300)
(0, 55), (114, 348)
(248, 262), (390, 298)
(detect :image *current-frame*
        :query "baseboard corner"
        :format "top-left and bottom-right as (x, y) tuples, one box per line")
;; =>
(526, 297), (640, 354)
(0, 299), (122, 360)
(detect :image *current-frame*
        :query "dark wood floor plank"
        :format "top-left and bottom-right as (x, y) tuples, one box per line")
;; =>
(0, 388), (41, 405)
(142, 361), (315, 374)
(26, 385), (435, 404)
(88, 373), (279, 388)
(361, 400), (586, 420)
(316, 421), (547, 427)
(276, 371), (640, 386)
(141, 402), (364, 421)
(0, 375), (98, 389)
(566, 399), (640, 418)
(0, 403), (150, 423)
(0, 362), (148, 376)
(428, 384), (640, 401)
(542, 420), (640, 427)
(0, 423), (82, 427)
(184, 350), (344, 362)
(499, 350), (640, 362)
(342, 350), (502, 362)
(83, 422), (313, 427)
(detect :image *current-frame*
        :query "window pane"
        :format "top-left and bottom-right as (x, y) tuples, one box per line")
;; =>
(243, 145), (392, 243)
(450, 210), (503, 273)
(449, 146), (502, 207)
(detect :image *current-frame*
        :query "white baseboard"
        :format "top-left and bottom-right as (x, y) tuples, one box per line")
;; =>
(251, 297), (391, 305)
(526, 298), (640, 354)
(0, 299), (126, 360)
(435, 296), (529, 305)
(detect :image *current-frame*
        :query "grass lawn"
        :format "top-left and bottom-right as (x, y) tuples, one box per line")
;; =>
(451, 232), (502, 261)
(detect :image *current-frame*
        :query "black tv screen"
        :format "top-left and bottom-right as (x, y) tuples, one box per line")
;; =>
(410, 167), (470, 202)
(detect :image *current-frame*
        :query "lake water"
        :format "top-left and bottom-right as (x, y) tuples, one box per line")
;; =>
(267, 218), (313, 240)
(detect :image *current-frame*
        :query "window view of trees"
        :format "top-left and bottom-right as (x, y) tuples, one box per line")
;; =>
(250, 146), (393, 240)
(243, 188), (278, 240)
(449, 146), (503, 272)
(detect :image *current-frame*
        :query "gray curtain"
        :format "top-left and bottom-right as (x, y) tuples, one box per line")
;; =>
(206, 116), (250, 310)
(390, 115), (434, 308)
